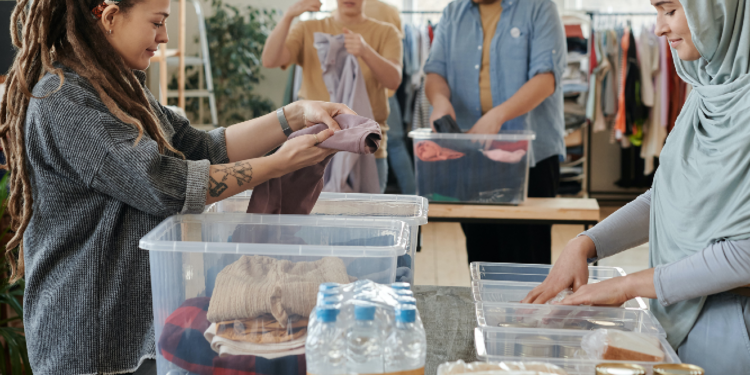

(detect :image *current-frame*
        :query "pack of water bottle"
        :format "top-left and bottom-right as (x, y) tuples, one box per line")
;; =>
(305, 280), (427, 375)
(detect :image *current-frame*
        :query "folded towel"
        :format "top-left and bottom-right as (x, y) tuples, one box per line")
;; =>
(205, 323), (307, 360)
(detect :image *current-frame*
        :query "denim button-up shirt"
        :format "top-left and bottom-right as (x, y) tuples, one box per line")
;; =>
(424, 0), (567, 166)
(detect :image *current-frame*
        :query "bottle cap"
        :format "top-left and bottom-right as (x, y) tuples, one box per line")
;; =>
(391, 282), (411, 290)
(396, 289), (414, 298)
(396, 305), (417, 323)
(319, 282), (341, 292)
(318, 295), (342, 306)
(354, 303), (377, 321)
(316, 306), (340, 323)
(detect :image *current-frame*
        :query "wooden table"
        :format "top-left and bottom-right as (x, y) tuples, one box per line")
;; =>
(428, 198), (600, 229)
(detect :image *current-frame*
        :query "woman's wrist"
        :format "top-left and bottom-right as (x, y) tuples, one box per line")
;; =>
(282, 103), (305, 132)
(571, 235), (597, 259)
(266, 153), (289, 179)
(624, 268), (657, 300)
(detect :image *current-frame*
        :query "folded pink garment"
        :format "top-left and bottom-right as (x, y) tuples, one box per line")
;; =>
(415, 140), (465, 162)
(483, 149), (527, 163)
(246, 114), (381, 215)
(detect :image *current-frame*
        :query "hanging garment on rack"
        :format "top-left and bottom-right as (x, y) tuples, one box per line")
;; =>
(586, 32), (599, 122)
(624, 30), (648, 141)
(639, 25), (660, 108)
(614, 28), (630, 139)
(592, 31), (612, 132)
(639, 27), (665, 176)
(603, 29), (620, 118)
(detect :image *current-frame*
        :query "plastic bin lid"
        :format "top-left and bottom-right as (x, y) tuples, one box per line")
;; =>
(470, 261), (627, 282)
(139, 213), (410, 257)
(205, 191), (429, 226)
(474, 301), (667, 337)
(408, 128), (536, 141)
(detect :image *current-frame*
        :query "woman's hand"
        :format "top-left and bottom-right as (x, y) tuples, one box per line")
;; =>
(521, 236), (596, 304)
(271, 129), (338, 176)
(428, 99), (456, 132)
(284, 101), (357, 133)
(284, 0), (322, 20)
(556, 268), (656, 307)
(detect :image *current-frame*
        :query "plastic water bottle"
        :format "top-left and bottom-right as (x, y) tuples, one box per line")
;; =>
(318, 290), (343, 304)
(320, 282), (341, 293)
(346, 303), (384, 374)
(391, 282), (411, 290)
(306, 306), (346, 375)
(385, 305), (426, 373)
(395, 289), (414, 298)
(397, 296), (417, 306)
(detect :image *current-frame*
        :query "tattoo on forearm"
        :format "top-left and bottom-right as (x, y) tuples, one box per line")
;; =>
(209, 161), (253, 197)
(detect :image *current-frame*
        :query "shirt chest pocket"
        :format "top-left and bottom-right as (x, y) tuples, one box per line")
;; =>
(501, 26), (530, 64)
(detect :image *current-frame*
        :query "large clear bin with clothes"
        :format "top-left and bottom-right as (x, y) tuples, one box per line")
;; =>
(139, 214), (410, 375)
(475, 302), (666, 337)
(204, 191), (429, 284)
(470, 262), (627, 283)
(408, 129), (536, 204)
(472, 280), (648, 310)
(474, 327), (681, 375)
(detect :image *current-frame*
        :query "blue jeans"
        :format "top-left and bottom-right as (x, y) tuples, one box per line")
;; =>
(677, 292), (750, 374)
(376, 157), (388, 194)
(386, 96), (417, 195)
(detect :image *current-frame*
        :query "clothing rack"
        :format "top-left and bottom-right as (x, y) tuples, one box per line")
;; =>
(584, 11), (657, 202)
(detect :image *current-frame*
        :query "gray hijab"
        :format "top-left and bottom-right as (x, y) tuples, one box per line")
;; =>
(651, 0), (750, 348)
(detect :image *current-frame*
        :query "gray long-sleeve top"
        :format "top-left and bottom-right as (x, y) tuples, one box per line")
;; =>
(583, 190), (750, 306)
(23, 66), (229, 374)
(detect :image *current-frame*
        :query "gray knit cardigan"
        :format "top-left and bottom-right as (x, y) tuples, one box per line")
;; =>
(22, 66), (229, 374)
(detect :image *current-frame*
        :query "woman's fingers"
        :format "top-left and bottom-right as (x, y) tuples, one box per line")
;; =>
(521, 286), (543, 304)
(314, 128), (334, 144)
(318, 111), (342, 132)
(531, 288), (564, 305)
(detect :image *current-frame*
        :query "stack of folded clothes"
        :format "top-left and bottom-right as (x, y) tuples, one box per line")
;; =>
(205, 255), (353, 359)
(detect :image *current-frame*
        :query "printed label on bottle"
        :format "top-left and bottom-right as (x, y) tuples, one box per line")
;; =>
(308, 368), (425, 375)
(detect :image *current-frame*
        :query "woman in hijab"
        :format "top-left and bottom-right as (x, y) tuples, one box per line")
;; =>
(522, 0), (750, 370)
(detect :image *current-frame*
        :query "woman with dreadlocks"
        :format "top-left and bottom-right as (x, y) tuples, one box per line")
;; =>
(0, 0), (355, 373)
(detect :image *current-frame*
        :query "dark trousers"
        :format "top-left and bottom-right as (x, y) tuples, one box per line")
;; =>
(461, 155), (560, 265)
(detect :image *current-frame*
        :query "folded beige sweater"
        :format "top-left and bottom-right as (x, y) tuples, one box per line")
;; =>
(207, 255), (351, 326)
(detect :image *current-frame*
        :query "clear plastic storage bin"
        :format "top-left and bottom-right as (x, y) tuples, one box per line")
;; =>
(475, 327), (681, 375)
(204, 191), (428, 284)
(471, 262), (627, 283)
(408, 129), (536, 205)
(475, 302), (666, 337)
(140, 214), (410, 375)
(472, 280), (648, 310)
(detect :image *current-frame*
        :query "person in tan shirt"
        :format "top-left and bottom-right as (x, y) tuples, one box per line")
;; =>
(262, 0), (403, 193)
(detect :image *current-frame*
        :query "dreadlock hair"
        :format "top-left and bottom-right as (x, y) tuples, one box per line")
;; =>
(0, 0), (184, 283)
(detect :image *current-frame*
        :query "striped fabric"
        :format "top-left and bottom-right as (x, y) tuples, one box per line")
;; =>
(159, 297), (305, 375)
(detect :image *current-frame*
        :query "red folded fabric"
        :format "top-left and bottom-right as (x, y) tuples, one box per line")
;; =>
(246, 114), (381, 215)
(483, 149), (526, 163)
(415, 141), (465, 162)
